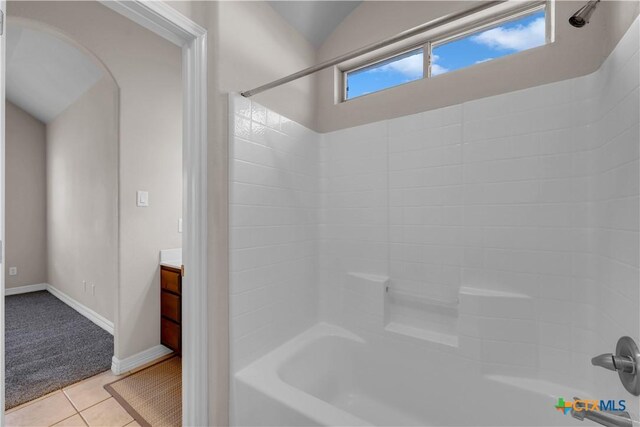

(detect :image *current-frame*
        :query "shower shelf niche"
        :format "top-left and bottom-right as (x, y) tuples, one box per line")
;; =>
(383, 285), (459, 347)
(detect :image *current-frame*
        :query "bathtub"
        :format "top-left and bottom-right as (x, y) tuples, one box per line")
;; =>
(234, 323), (586, 426)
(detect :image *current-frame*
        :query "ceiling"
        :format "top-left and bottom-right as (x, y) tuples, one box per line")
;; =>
(268, 1), (361, 48)
(6, 22), (104, 123)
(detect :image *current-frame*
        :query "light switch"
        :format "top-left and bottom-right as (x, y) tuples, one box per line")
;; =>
(178, 218), (183, 233)
(137, 191), (149, 207)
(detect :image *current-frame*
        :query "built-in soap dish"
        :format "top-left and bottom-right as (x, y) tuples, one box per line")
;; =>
(385, 322), (459, 347)
(383, 285), (459, 347)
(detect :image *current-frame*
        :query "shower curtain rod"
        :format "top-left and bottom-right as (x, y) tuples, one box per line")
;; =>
(241, 0), (505, 98)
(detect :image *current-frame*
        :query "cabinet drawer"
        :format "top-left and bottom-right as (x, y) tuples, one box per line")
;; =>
(161, 318), (181, 353)
(161, 268), (181, 295)
(161, 291), (181, 323)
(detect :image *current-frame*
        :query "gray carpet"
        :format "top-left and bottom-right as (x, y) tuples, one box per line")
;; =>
(5, 290), (113, 409)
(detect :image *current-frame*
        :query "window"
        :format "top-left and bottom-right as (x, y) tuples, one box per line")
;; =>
(343, 3), (550, 101)
(346, 48), (424, 100)
(431, 10), (546, 76)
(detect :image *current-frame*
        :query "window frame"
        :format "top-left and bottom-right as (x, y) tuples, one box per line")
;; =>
(342, 46), (427, 101)
(341, 0), (553, 102)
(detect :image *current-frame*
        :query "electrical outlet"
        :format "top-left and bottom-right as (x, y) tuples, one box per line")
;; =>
(8, 267), (17, 276)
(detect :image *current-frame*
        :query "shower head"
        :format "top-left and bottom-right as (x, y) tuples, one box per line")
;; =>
(569, 0), (600, 28)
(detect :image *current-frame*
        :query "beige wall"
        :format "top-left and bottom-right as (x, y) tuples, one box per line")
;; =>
(5, 102), (46, 288)
(163, 1), (315, 423)
(46, 77), (118, 322)
(9, 1), (183, 359)
(604, 0), (640, 54)
(218, 1), (317, 130)
(315, 0), (640, 132)
(166, 2), (318, 423)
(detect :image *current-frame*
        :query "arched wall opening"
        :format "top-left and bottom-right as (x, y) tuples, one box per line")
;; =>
(4, 16), (120, 408)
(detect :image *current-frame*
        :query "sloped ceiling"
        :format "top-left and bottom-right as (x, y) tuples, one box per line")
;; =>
(6, 22), (103, 123)
(268, 1), (361, 48)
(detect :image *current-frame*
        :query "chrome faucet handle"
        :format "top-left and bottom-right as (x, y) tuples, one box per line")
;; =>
(591, 337), (640, 396)
(592, 353), (636, 374)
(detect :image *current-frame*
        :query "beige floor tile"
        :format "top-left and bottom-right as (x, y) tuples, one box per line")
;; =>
(80, 398), (133, 427)
(124, 421), (141, 427)
(5, 391), (77, 427)
(52, 414), (87, 426)
(5, 389), (61, 414)
(64, 371), (126, 411)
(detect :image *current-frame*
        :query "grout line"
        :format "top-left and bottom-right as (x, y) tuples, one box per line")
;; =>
(78, 410), (91, 427)
(4, 390), (62, 414)
(72, 394), (112, 415)
(62, 369), (113, 392)
(48, 412), (87, 427)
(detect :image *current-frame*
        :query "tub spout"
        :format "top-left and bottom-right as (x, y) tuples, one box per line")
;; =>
(570, 397), (632, 427)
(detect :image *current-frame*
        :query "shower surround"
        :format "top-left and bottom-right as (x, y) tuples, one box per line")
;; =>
(229, 17), (639, 426)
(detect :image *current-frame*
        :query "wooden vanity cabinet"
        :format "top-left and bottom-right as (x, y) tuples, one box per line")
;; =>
(160, 265), (182, 354)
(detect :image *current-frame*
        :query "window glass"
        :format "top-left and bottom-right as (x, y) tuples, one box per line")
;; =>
(431, 10), (545, 76)
(346, 48), (423, 100)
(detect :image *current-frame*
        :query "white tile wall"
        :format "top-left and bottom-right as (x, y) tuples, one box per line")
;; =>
(318, 17), (639, 394)
(586, 17), (639, 402)
(230, 17), (639, 402)
(229, 95), (321, 371)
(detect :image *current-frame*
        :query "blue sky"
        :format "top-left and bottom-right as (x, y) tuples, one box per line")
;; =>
(347, 10), (546, 99)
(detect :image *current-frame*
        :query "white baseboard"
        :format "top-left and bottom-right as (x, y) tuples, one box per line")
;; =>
(5, 283), (47, 295)
(45, 284), (114, 335)
(111, 345), (173, 375)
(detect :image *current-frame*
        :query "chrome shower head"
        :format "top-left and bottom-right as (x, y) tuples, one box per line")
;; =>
(569, 0), (600, 28)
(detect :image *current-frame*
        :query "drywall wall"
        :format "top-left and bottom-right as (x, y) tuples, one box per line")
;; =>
(8, 1), (183, 359)
(218, 1), (317, 130)
(166, 2), (320, 423)
(316, 1), (640, 132)
(159, 2), (231, 424)
(46, 76), (118, 322)
(5, 102), (47, 288)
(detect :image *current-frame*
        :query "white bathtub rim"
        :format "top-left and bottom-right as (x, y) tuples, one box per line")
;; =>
(235, 323), (370, 426)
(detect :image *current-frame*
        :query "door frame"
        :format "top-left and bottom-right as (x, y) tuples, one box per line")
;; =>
(0, 1), (6, 426)
(0, 1), (209, 425)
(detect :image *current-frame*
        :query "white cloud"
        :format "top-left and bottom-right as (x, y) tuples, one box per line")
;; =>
(430, 64), (449, 76)
(377, 52), (423, 79)
(372, 51), (450, 78)
(430, 53), (449, 76)
(471, 17), (545, 51)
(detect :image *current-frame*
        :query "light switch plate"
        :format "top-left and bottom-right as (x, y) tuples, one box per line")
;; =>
(137, 191), (149, 207)
(178, 218), (183, 233)
(9, 267), (17, 276)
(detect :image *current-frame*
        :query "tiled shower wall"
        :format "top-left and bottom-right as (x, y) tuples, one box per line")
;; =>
(320, 76), (597, 386)
(229, 96), (320, 371)
(587, 18), (639, 397)
(318, 18), (639, 394)
(230, 18), (639, 394)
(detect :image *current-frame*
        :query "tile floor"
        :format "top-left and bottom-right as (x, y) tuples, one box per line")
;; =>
(5, 355), (174, 427)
